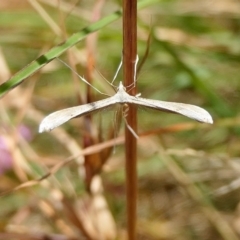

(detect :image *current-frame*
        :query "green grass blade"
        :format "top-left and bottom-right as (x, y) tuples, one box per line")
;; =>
(0, 0), (160, 98)
(0, 11), (121, 98)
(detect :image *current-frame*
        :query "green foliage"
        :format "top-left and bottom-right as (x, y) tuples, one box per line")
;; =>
(0, 1), (240, 240)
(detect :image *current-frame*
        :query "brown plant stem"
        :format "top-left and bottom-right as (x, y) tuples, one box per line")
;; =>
(123, 0), (137, 239)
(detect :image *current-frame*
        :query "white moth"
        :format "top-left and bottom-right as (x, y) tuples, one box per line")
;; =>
(39, 82), (213, 133)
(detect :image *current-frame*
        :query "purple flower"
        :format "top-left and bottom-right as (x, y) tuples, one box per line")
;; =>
(18, 125), (32, 142)
(0, 137), (13, 175)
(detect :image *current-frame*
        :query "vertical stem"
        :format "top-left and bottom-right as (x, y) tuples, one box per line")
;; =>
(122, 0), (137, 240)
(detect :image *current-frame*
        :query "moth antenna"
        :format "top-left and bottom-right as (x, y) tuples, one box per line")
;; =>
(57, 58), (109, 96)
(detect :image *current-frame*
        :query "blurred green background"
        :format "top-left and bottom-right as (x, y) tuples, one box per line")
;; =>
(0, 0), (240, 239)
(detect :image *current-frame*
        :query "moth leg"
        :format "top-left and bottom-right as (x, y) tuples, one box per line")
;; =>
(122, 104), (139, 139)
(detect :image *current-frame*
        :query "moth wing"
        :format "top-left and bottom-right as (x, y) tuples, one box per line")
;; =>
(129, 96), (213, 124)
(39, 96), (118, 132)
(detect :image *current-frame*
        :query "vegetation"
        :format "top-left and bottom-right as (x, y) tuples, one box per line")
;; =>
(0, 0), (240, 239)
